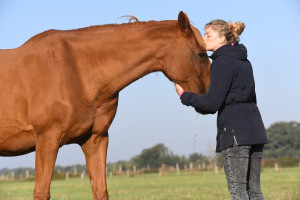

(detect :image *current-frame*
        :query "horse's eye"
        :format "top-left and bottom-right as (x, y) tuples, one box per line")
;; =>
(198, 52), (208, 58)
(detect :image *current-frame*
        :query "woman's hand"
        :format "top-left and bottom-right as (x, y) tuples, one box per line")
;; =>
(174, 83), (184, 97)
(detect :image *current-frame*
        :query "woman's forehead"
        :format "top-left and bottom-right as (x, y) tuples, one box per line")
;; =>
(205, 26), (217, 34)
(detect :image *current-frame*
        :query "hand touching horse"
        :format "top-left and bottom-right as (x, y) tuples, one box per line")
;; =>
(0, 11), (210, 200)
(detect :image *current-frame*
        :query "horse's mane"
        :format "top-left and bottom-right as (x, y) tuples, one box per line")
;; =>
(22, 15), (205, 49)
(24, 18), (177, 46)
(73, 19), (177, 33)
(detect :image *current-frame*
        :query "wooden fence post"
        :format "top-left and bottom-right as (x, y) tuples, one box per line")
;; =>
(26, 170), (29, 178)
(81, 171), (85, 179)
(66, 172), (69, 180)
(10, 172), (14, 180)
(214, 164), (219, 174)
(176, 163), (180, 175)
(159, 164), (166, 176)
(275, 163), (279, 171)
(190, 162), (193, 171)
(73, 167), (77, 175)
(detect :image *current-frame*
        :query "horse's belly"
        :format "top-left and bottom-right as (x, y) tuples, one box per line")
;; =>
(0, 119), (36, 156)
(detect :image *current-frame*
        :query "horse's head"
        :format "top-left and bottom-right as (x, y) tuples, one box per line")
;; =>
(163, 11), (210, 94)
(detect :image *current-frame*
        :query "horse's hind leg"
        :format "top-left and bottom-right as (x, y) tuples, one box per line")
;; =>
(33, 128), (60, 200)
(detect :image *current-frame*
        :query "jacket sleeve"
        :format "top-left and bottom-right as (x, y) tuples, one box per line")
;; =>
(249, 63), (257, 105)
(253, 90), (257, 105)
(180, 60), (233, 114)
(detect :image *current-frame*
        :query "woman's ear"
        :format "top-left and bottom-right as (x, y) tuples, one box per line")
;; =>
(219, 36), (226, 44)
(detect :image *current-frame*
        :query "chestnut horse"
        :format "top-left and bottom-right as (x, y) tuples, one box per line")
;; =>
(0, 11), (210, 199)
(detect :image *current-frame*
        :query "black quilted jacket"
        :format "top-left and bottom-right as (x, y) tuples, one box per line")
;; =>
(180, 42), (268, 152)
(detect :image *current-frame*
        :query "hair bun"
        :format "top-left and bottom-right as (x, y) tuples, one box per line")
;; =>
(235, 21), (245, 36)
(205, 19), (245, 43)
(228, 21), (245, 36)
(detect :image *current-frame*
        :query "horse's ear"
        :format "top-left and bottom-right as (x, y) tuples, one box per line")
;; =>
(178, 11), (192, 36)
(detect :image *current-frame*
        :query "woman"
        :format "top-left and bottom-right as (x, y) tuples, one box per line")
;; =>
(175, 20), (268, 200)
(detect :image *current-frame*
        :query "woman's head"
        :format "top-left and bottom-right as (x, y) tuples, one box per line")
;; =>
(203, 20), (245, 52)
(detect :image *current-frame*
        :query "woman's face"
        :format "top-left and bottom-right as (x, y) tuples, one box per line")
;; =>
(203, 26), (226, 52)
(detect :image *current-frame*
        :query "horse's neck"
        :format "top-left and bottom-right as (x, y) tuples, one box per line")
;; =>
(74, 23), (177, 100)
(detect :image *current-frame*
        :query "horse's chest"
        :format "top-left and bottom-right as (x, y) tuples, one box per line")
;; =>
(60, 119), (94, 145)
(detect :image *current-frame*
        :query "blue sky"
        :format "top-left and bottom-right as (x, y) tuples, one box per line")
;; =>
(0, 0), (299, 169)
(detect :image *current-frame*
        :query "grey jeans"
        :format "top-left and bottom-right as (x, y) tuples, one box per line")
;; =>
(222, 142), (265, 200)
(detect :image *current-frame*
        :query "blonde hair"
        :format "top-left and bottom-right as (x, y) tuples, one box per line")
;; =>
(205, 20), (245, 43)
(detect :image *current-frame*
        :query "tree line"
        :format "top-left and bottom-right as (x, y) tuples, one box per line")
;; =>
(1, 121), (299, 179)
(106, 143), (211, 172)
(263, 121), (300, 158)
(107, 121), (300, 170)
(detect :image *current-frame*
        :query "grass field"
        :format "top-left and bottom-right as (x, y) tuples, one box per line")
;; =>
(0, 167), (299, 200)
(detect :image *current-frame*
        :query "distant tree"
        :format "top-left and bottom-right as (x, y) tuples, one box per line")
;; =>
(55, 164), (86, 174)
(188, 152), (211, 167)
(264, 121), (300, 158)
(189, 153), (205, 162)
(189, 153), (208, 163)
(131, 143), (181, 168)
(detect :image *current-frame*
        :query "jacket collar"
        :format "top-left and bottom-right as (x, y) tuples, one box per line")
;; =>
(209, 42), (247, 61)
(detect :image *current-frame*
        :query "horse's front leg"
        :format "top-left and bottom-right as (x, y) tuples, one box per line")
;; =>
(81, 96), (118, 200)
(81, 132), (109, 200)
(33, 128), (60, 200)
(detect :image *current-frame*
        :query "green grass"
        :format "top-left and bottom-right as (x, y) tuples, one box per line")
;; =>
(0, 168), (299, 200)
